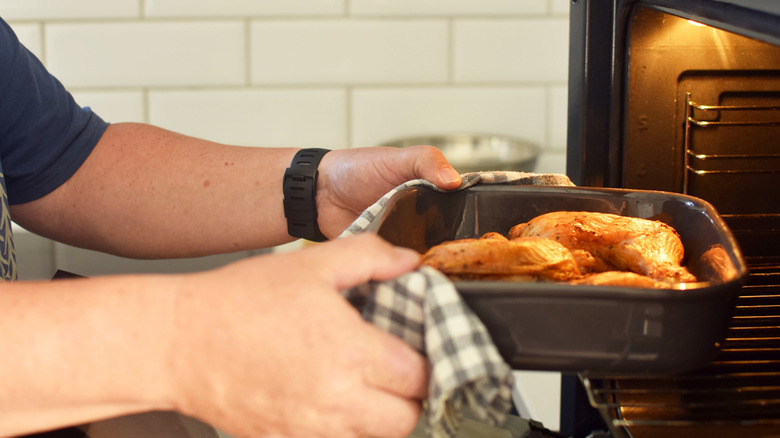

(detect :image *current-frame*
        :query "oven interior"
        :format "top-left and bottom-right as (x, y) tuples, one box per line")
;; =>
(566, 1), (780, 437)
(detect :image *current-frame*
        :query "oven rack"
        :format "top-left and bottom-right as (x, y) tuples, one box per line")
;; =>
(682, 93), (780, 217)
(683, 94), (780, 175)
(687, 100), (780, 127)
(582, 263), (780, 438)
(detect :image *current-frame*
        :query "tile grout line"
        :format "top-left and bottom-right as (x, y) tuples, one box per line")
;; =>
(447, 18), (454, 84)
(65, 81), (569, 92)
(346, 86), (353, 148)
(143, 88), (150, 124)
(544, 86), (551, 152)
(38, 20), (46, 65)
(5, 13), (566, 26)
(244, 19), (252, 86)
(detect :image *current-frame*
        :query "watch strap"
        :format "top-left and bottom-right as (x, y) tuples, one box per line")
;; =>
(283, 148), (330, 241)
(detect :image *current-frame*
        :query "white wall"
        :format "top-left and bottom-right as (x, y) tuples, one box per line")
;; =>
(6, 0), (570, 280)
(6, 2), (567, 428)
(5, 0), (569, 166)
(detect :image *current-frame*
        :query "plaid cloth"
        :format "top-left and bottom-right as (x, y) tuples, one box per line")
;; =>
(341, 171), (574, 438)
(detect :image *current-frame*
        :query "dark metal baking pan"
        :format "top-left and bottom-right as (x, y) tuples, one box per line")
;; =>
(364, 185), (748, 376)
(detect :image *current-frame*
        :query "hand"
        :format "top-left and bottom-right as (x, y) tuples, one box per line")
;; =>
(169, 234), (428, 438)
(316, 145), (462, 238)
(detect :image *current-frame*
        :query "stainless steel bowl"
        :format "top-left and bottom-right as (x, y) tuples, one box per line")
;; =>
(378, 133), (540, 173)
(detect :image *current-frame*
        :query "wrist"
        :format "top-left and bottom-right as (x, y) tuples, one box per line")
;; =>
(282, 148), (331, 242)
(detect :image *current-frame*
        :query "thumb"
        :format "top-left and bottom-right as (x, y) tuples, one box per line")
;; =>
(300, 234), (422, 291)
(398, 145), (462, 190)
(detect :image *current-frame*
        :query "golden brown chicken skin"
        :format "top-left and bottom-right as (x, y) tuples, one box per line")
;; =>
(420, 235), (581, 281)
(511, 211), (696, 283)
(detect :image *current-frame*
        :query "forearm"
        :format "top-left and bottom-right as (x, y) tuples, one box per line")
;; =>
(0, 234), (430, 438)
(10, 122), (461, 259)
(11, 123), (299, 258)
(0, 275), (179, 435)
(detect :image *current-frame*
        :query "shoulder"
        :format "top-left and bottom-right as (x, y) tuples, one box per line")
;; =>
(0, 17), (21, 61)
(0, 17), (32, 96)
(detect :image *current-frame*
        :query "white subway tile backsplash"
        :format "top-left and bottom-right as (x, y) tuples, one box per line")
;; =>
(512, 370), (561, 432)
(350, 0), (546, 16)
(53, 243), (252, 277)
(7, 23), (42, 60)
(45, 21), (245, 88)
(146, 0), (344, 17)
(11, 6), (570, 422)
(250, 20), (448, 84)
(535, 149), (567, 174)
(352, 87), (546, 150)
(13, 229), (55, 281)
(70, 90), (146, 124)
(453, 19), (569, 83)
(0, 0), (138, 20)
(550, 0), (572, 15)
(148, 88), (347, 148)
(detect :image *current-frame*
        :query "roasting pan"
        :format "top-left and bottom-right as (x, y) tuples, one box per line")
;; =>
(364, 185), (747, 376)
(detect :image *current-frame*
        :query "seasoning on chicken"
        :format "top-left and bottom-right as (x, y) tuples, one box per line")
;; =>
(420, 234), (581, 282)
(510, 211), (697, 283)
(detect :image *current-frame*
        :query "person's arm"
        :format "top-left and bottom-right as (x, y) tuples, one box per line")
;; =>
(9, 122), (460, 259)
(0, 234), (428, 438)
(0, 273), (177, 434)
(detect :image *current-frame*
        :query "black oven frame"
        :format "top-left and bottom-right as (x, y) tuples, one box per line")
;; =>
(566, 0), (780, 188)
(563, 1), (780, 436)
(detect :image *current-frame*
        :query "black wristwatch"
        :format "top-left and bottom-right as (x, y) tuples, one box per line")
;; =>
(282, 148), (331, 241)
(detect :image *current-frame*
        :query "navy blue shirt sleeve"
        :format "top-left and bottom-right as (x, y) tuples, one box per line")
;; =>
(0, 17), (109, 205)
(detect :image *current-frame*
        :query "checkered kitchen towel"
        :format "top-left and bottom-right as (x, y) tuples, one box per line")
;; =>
(341, 171), (574, 438)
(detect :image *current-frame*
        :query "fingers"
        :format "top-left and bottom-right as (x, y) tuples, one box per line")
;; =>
(401, 145), (462, 190)
(300, 234), (422, 290)
(352, 325), (429, 438)
(362, 323), (429, 400)
(353, 389), (424, 438)
(297, 235), (429, 397)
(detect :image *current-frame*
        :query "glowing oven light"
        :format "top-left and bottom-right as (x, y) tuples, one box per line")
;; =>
(688, 20), (706, 27)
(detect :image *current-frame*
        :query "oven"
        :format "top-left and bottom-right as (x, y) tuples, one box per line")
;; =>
(564, 0), (780, 437)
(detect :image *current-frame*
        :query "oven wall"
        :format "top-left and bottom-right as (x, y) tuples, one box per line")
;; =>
(565, 1), (780, 436)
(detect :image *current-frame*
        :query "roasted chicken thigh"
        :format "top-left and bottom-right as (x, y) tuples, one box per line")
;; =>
(420, 233), (580, 281)
(510, 211), (696, 282)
